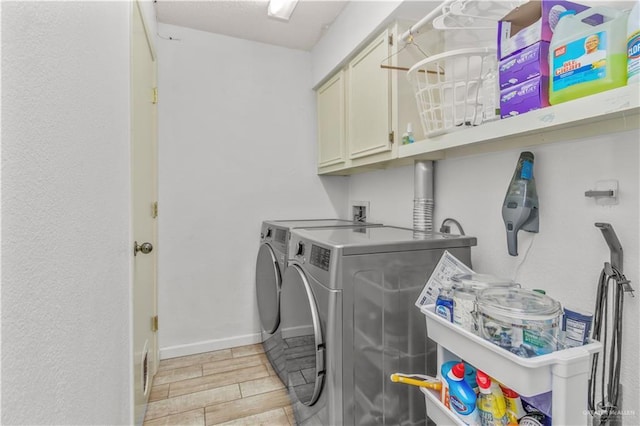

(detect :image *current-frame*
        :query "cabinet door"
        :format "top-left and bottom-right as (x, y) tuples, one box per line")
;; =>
(317, 71), (346, 168)
(347, 30), (392, 160)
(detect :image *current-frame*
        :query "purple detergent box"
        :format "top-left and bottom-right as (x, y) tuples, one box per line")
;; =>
(497, 0), (590, 59)
(521, 391), (552, 426)
(499, 42), (550, 90)
(500, 75), (549, 119)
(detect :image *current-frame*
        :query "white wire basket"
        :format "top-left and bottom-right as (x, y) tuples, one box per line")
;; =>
(407, 47), (497, 137)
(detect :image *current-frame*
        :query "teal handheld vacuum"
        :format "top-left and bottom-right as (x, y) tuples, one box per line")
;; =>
(502, 152), (539, 256)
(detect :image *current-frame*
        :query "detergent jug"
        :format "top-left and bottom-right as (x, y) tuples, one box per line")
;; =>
(549, 7), (629, 104)
(628, 1), (640, 84)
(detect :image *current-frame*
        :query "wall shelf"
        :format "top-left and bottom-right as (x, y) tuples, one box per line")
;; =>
(320, 85), (639, 175)
(399, 85), (639, 161)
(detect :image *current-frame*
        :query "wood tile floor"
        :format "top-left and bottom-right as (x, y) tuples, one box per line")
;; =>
(143, 343), (295, 425)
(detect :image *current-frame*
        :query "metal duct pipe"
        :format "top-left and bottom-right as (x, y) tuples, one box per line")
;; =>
(413, 160), (434, 234)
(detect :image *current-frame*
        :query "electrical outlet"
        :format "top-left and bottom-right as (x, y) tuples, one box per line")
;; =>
(350, 201), (370, 223)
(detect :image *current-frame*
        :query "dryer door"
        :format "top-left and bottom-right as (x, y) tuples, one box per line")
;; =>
(281, 264), (325, 406)
(255, 243), (281, 334)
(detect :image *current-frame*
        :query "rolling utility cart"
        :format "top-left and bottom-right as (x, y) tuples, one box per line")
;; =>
(420, 305), (602, 425)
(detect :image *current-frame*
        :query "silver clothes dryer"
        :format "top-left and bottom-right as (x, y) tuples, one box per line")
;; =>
(255, 219), (381, 385)
(280, 226), (476, 425)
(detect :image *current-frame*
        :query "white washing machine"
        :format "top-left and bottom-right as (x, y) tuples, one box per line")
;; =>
(280, 226), (476, 425)
(255, 219), (381, 385)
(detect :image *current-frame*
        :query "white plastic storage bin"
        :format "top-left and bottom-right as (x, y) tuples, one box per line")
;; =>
(421, 304), (602, 425)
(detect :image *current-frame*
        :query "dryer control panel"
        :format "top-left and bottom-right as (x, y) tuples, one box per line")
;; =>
(260, 224), (288, 260)
(310, 245), (331, 271)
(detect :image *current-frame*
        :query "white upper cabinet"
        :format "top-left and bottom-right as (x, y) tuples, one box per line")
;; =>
(317, 70), (346, 169)
(316, 22), (432, 175)
(347, 29), (392, 161)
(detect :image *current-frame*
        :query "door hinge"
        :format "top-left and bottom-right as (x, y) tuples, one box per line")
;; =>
(388, 34), (393, 46)
(151, 315), (159, 332)
(152, 201), (158, 218)
(152, 87), (158, 104)
(388, 131), (395, 144)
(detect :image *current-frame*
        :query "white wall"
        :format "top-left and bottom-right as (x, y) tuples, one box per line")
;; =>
(2, 2), (133, 424)
(349, 134), (640, 423)
(156, 24), (348, 358)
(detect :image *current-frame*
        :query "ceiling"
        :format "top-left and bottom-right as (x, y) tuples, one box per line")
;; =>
(154, 0), (350, 51)
(154, 1), (639, 52)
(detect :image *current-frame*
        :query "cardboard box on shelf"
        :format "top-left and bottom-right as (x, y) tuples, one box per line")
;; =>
(499, 41), (550, 90)
(500, 76), (549, 119)
(497, 0), (590, 60)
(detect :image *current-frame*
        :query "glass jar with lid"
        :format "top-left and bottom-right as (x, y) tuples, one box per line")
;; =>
(476, 287), (563, 357)
(450, 273), (518, 334)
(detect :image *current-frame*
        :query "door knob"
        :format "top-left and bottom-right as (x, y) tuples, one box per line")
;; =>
(134, 241), (153, 256)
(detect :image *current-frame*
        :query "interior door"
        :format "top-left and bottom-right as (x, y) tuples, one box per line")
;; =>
(132, 1), (158, 424)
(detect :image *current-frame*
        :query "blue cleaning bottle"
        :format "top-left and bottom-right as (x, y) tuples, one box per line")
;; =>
(435, 284), (454, 322)
(446, 362), (480, 425)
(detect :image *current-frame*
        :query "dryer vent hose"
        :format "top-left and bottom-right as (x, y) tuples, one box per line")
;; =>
(414, 160), (434, 234)
(414, 199), (434, 233)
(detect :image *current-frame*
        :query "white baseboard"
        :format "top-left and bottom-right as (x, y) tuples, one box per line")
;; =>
(159, 332), (262, 360)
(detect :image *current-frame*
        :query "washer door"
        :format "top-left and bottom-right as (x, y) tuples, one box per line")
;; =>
(255, 243), (281, 334)
(281, 264), (325, 406)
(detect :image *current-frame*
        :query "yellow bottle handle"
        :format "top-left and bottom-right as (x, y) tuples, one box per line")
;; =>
(390, 373), (442, 390)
